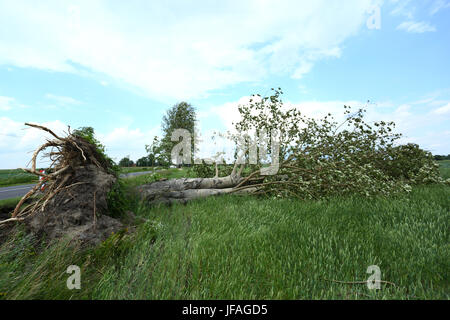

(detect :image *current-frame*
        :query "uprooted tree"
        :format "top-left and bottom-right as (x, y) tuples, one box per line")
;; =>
(0, 124), (123, 245)
(138, 88), (448, 205)
(1, 88), (447, 244)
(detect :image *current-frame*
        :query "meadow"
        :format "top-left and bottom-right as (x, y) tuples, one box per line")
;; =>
(438, 160), (450, 179)
(118, 166), (155, 174)
(0, 163), (448, 300)
(0, 169), (38, 187)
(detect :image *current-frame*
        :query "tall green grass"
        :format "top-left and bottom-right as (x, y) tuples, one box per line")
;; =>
(438, 161), (450, 179)
(0, 165), (448, 300)
(92, 185), (449, 299)
(438, 160), (450, 168)
(1, 184), (448, 299)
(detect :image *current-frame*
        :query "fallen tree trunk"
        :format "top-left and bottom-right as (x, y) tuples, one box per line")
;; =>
(138, 177), (258, 205)
(137, 164), (260, 205)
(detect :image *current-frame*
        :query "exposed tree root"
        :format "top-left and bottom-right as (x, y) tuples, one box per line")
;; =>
(10, 123), (109, 220)
(0, 123), (124, 246)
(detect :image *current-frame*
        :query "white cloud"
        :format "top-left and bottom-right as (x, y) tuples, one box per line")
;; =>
(0, 118), (68, 168)
(45, 94), (82, 106)
(0, 96), (29, 111)
(0, 117), (160, 168)
(397, 130), (450, 154)
(390, 0), (415, 19)
(429, 0), (450, 15)
(292, 62), (314, 79)
(0, 96), (14, 111)
(432, 102), (450, 115)
(208, 96), (254, 132)
(0, 0), (379, 100)
(209, 96), (363, 132)
(397, 21), (436, 33)
(98, 126), (160, 163)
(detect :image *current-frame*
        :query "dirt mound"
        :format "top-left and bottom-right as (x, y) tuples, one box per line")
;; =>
(0, 124), (126, 247)
(25, 164), (123, 246)
(0, 165), (124, 246)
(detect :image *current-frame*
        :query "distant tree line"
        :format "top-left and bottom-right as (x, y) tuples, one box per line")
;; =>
(120, 152), (450, 167)
(433, 154), (450, 160)
(118, 156), (134, 167)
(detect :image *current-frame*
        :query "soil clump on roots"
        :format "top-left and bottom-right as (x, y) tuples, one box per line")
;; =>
(0, 124), (125, 246)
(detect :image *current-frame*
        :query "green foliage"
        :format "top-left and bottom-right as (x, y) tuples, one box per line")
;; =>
(106, 179), (132, 219)
(136, 156), (154, 167)
(433, 154), (450, 160)
(145, 136), (169, 167)
(73, 127), (105, 153)
(160, 101), (197, 165)
(118, 156), (134, 167)
(188, 163), (257, 178)
(72, 126), (119, 174)
(381, 143), (444, 184)
(142, 102), (196, 167)
(72, 127), (129, 218)
(232, 88), (448, 199)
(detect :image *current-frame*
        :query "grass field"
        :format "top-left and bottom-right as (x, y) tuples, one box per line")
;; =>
(124, 168), (189, 187)
(0, 164), (448, 300)
(438, 160), (450, 179)
(119, 166), (155, 174)
(0, 197), (21, 213)
(0, 169), (38, 187)
(438, 160), (450, 168)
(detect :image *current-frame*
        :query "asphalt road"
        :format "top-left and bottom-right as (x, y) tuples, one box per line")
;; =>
(0, 170), (155, 201)
(0, 184), (37, 201)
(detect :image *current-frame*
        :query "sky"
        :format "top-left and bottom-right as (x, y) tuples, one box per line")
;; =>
(0, 0), (449, 168)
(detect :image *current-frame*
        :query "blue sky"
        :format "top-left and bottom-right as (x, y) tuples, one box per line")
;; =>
(0, 0), (449, 168)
